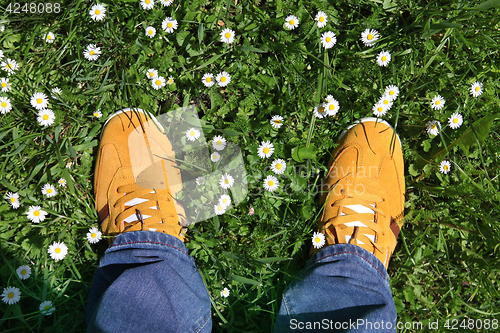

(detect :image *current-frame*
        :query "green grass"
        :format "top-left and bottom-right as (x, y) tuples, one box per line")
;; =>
(1, 0), (500, 332)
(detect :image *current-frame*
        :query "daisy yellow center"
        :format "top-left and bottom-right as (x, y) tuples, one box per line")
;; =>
(383, 100), (389, 105)
(95, 9), (100, 15)
(156, 80), (161, 85)
(37, 98), (42, 104)
(206, 77), (211, 82)
(382, 56), (387, 61)
(221, 77), (226, 82)
(218, 206), (223, 211)
(263, 147), (270, 154)
(329, 104), (335, 110)
(318, 107), (325, 113)
(223, 198), (228, 203)
(47, 35), (52, 40)
(275, 119), (280, 124)
(276, 164), (281, 169)
(47, 188), (53, 193)
(225, 32), (231, 38)
(6, 63), (12, 69)
(289, 20), (295, 25)
(10, 197), (15, 202)
(378, 107), (383, 112)
(367, 34), (373, 40)
(55, 248), (61, 253)
(212, 154), (217, 159)
(167, 23), (173, 28)
(444, 165), (449, 170)
(217, 140), (221, 145)
(91, 233), (96, 238)
(8, 292), (14, 298)
(149, 30), (153, 35)
(21, 270), (26, 275)
(94, 112), (99, 116)
(319, 17), (324, 22)
(44, 305), (50, 310)
(190, 131), (195, 136)
(389, 91), (394, 95)
(168, 79), (173, 83)
(431, 124), (436, 129)
(146, 0), (150, 3)
(224, 179), (229, 184)
(90, 50), (95, 55)
(43, 114), (49, 120)
(1, 82), (6, 87)
(1, 102), (6, 107)
(34, 211), (40, 216)
(326, 37), (331, 43)
(436, 100), (440, 105)
(149, 72), (154, 77)
(475, 86), (480, 91)
(268, 180), (274, 186)
(453, 118), (458, 123)
(315, 236), (321, 243)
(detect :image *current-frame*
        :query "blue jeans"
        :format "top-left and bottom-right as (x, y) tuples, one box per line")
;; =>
(85, 232), (396, 332)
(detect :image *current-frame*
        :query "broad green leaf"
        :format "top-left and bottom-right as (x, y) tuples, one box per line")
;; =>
(474, 0), (500, 10)
(235, 45), (266, 53)
(230, 274), (261, 286)
(253, 257), (291, 264)
(194, 53), (224, 70)
(292, 145), (317, 163)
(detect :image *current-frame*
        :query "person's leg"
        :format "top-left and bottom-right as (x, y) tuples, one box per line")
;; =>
(274, 118), (405, 332)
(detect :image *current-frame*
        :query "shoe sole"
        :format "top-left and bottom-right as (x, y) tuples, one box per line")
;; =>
(338, 117), (401, 147)
(101, 108), (164, 138)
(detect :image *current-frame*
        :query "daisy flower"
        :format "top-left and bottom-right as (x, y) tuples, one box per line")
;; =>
(195, 176), (205, 186)
(325, 94), (334, 103)
(220, 28), (235, 44)
(42, 183), (57, 198)
(26, 205), (47, 223)
(257, 141), (274, 159)
(4, 192), (20, 209)
(325, 98), (339, 116)
(216, 71), (231, 87)
(186, 128), (201, 141)
(221, 287), (230, 298)
(211, 152), (221, 162)
(271, 159), (286, 175)
(145, 26), (156, 38)
(0, 50), (3, 59)
(448, 113), (463, 129)
(312, 231), (326, 249)
(248, 206), (255, 215)
(0, 77), (11, 92)
(0, 26), (4, 33)
(212, 135), (227, 151)
(360, 28), (379, 46)
(152, 76), (166, 90)
(470, 81), (483, 97)
(202, 73), (215, 87)
(384, 85), (399, 101)
(58, 178), (67, 187)
(320, 31), (337, 49)
(372, 102), (388, 117)
(219, 194), (231, 208)
(160, 0), (174, 6)
(31, 92), (49, 110)
(376, 51), (391, 66)
(427, 120), (441, 136)
(439, 160), (451, 174)
(430, 95), (445, 110)
(263, 175), (279, 192)
(0, 96), (12, 114)
(66, 162), (73, 168)
(167, 76), (174, 85)
(1, 286), (21, 305)
(16, 265), (31, 280)
(44, 32), (55, 43)
(48, 241), (68, 261)
(162, 17), (178, 33)
(219, 173), (234, 189)
(94, 110), (103, 118)
(40, 300), (55, 316)
(146, 68), (158, 80)
(270, 115), (284, 129)
(378, 94), (393, 110)
(285, 15), (299, 30)
(140, 0), (155, 10)
(83, 44), (101, 61)
(89, 4), (106, 21)
(315, 11), (328, 29)
(214, 203), (226, 215)
(51, 87), (62, 98)
(37, 109), (56, 127)
(1, 58), (19, 75)
(313, 103), (327, 119)
(87, 227), (102, 244)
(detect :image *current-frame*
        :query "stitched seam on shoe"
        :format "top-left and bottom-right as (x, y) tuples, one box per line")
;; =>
(194, 314), (211, 333)
(109, 241), (188, 256)
(314, 251), (387, 280)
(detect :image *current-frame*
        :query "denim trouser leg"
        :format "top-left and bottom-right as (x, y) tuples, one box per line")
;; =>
(85, 231), (212, 333)
(274, 243), (397, 332)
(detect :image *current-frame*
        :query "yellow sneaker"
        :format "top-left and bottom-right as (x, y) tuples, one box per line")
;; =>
(94, 108), (187, 242)
(313, 118), (405, 268)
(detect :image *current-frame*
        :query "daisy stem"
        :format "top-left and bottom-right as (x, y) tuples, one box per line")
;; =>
(305, 53), (326, 148)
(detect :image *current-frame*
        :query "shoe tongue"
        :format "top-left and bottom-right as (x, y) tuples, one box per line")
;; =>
(123, 190), (158, 223)
(341, 203), (376, 244)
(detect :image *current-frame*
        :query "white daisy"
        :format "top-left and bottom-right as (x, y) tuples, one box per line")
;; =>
(257, 141), (274, 159)
(313, 103), (327, 119)
(430, 95), (445, 110)
(372, 102), (388, 117)
(202, 73), (215, 87)
(58, 178), (67, 187)
(384, 85), (399, 101)
(360, 28), (379, 46)
(40, 300), (55, 316)
(270, 115), (284, 129)
(312, 231), (325, 249)
(285, 15), (299, 30)
(220, 287), (230, 298)
(160, 0), (174, 6)
(44, 32), (55, 43)
(214, 203), (226, 215)
(37, 109), (56, 127)
(16, 265), (31, 280)
(315, 11), (328, 29)
(325, 98), (339, 116)
(162, 17), (178, 33)
(140, 0), (155, 10)
(30, 92), (49, 110)
(216, 71), (231, 87)
(376, 51), (391, 66)
(87, 227), (102, 244)
(212, 135), (227, 151)
(427, 120), (441, 136)
(271, 159), (286, 175)
(470, 81), (483, 97)
(248, 206), (255, 215)
(42, 183), (57, 198)
(325, 94), (334, 103)
(0, 96), (12, 114)
(83, 44), (101, 61)
(51, 87), (62, 98)
(48, 241), (68, 261)
(152, 76), (166, 90)
(0, 50), (3, 59)
(220, 28), (235, 44)
(167, 76), (174, 85)
(4, 192), (20, 209)
(186, 128), (201, 141)
(0, 77), (11, 92)
(1, 286), (21, 305)
(168, 68), (173, 72)
(1, 58), (19, 75)
(26, 205), (47, 223)
(439, 160), (451, 174)
(94, 110), (103, 118)
(145, 26), (156, 38)
(448, 113), (463, 129)
(89, 4), (106, 21)
(378, 94), (393, 110)
(0, 26), (4, 33)
(219, 194), (231, 208)
(146, 68), (158, 80)
(66, 162), (73, 168)
(219, 173), (234, 189)
(320, 31), (337, 49)
(195, 176), (205, 186)
(263, 175), (279, 192)
(210, 152), (221, 162)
